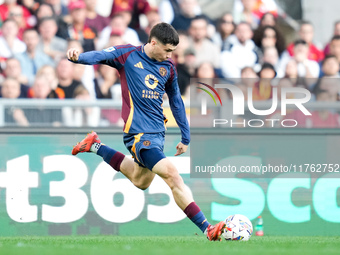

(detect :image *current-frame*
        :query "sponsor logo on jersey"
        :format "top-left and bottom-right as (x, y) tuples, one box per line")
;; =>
(142, 90), (160, 99)
(145, 74), (159, 89)
(103, 46), (116, 52)
(159, 67), (167, 77)
(134, 62), (144, 69)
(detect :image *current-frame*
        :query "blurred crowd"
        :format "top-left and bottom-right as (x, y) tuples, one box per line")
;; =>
(0, 0), (340, 128)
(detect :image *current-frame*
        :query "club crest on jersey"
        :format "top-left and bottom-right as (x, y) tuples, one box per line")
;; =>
(145, 74), (159, 89)
(143, 141), (151, 146)
(159, 67), (167, 77)
(104, 46), (116, 52)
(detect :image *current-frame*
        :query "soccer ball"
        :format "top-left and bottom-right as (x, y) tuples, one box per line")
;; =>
(221, 214), (253, 241)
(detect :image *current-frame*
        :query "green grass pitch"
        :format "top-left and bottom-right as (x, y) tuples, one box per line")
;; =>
(0, 236), (339, 255)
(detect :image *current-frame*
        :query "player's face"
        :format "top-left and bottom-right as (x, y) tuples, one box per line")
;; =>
(152, 40), (177, 62)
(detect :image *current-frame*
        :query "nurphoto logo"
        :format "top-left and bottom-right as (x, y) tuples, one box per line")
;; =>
(198, 82), (312, 128)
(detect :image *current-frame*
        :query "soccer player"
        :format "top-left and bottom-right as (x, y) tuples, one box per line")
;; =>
(68, 22), (225, 241)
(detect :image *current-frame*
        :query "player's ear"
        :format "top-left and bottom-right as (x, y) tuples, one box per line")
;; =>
(150, 39), (157, 46)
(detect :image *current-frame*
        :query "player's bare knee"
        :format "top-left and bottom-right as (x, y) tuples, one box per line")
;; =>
(132, 179), (151, 190)
(137, 183), (150, 190)
(138, 181), (152, 190)
(165, 169), (183, 190)
(153, 160), (184, 190)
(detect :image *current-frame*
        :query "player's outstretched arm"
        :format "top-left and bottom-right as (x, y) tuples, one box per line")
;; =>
(175, 142), (188, 156)
(66, 48), (117, 66)
(67, 48), (80, 62)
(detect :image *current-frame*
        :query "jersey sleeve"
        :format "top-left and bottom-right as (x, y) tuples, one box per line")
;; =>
(165, 64), (190, 145)
(71, 45), (135, 70)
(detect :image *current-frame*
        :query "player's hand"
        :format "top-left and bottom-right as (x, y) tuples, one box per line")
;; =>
(175, 142), (188, 156)
(67, 48), (80, 62)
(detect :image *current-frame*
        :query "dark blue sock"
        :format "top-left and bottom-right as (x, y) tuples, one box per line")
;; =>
(191, 211), (210, 232)
(97, 145), (117, 164)
(184, 202), (210, 233)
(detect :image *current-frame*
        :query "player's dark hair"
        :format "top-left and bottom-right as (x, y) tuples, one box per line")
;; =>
(148, 22), (179, 46)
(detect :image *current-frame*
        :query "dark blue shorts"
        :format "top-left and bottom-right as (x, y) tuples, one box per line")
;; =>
(123, 132), (165, 169)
